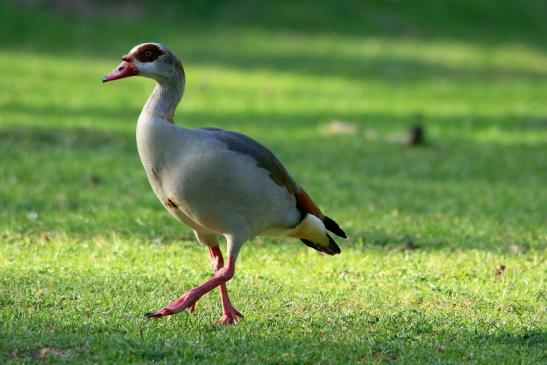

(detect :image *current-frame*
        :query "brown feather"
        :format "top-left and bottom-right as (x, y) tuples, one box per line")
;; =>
(296, 188), (347, 238)
(295, 187), (324, 219)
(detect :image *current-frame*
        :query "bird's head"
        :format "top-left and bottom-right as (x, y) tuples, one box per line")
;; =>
(102, 43), (183, 83)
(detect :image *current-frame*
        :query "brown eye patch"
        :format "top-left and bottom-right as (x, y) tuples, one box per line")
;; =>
(134, 44), (164, 63)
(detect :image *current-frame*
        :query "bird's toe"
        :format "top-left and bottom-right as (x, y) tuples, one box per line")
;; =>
(145, 308), (174, 318)
(218, 310), (243, 325)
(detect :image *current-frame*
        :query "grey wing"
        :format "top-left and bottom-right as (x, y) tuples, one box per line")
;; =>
(199, 127), (300, 194)
(196, 127), (347, 239)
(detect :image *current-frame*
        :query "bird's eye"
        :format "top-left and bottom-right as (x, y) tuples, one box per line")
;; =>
(135, 46), (164, 62)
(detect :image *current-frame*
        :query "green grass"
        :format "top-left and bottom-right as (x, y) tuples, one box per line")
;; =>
(0, 1), (546, 363)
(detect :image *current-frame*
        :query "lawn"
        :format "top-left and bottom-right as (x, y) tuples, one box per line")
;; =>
(0, 1), (546, 363)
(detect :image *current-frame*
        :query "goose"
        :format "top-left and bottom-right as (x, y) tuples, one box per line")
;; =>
(102, 43), (346, 324)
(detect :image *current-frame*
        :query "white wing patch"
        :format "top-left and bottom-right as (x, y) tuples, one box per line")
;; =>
(286, 214), (330, 247)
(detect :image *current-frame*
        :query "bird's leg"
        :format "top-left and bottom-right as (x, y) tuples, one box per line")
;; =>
(146, 256), (236, 318)
(209, 246), (243, 324)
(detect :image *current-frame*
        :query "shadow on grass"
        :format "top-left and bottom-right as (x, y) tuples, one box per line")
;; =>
(1, 111), (545, 181)
(2, 101), (546, 132)
(0, 124), (131, 151)
(186, 47), (547, 83)
(1, 119), (545, 252)
(0, 1), (546, 87)
(2, 0), (546, 52)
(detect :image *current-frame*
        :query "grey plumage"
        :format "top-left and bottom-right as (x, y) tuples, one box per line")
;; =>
(102, 42), (345, 323)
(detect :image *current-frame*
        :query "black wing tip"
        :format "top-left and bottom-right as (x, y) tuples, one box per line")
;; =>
(327, 235), (342, 255)
(323, 216), (347, 239)
(300, 236), (341, 256)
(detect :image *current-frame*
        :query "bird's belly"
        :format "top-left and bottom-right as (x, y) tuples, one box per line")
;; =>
(146, 169), (221, 234)
(166, 199), (220, 233)
(145, 151), (299, 236)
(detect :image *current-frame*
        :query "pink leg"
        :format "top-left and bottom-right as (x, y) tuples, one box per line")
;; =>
(209, 246), (243, 324)
(146, 254), (236, 318)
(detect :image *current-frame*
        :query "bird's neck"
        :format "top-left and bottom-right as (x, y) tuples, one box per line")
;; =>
(141, 68), (185, 124)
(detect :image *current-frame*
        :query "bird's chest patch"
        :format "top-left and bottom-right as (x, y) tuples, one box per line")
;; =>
(165, 198), (179, 209)
(161, 196), (208, 232)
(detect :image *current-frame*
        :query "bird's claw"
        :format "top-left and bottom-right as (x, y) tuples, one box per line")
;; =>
(218, 308), (244, 325)
(145, 308), (174, 318)
(146, 293), (197, 318)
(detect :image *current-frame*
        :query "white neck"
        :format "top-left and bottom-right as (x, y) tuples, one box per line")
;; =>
(140, 69), (185, 124)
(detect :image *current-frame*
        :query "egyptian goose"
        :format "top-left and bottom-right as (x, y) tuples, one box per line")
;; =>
(102, 43), (346, 324)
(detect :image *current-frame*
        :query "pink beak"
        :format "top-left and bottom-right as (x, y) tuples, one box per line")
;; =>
(102, 60), (137, 83)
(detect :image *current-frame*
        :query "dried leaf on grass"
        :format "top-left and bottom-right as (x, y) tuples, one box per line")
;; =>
(494, 264), (506, 278)
(508, 244), (527, 254)
(37, 347), (71, 358)
(395, 241), (419, 251)
(323, 120), (360, 135)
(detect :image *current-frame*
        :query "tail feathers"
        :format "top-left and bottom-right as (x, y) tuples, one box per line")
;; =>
(300, 234), (341, 255)
(323, 216), (347, 238)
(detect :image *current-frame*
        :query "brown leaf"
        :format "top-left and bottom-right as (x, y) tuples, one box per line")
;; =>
(86, 174), (102, 185)
(407, 125), (426, 146)
(35, 288), (48, 296)
(323, 120), (360, 135)
(395, 241), (419, 251)
(494, 264), (506, 277)
(37, 347), (70, 358)
(508, 244), (527, 254)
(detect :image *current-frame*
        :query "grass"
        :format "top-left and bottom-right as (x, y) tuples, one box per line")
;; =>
(0, 0), (546, 363)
